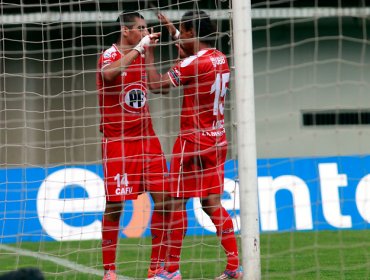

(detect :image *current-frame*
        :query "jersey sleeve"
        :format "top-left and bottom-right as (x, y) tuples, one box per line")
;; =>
(168, 66), (182, 87)
(101, 46), (120, 70)
(167, 55), (198, 87)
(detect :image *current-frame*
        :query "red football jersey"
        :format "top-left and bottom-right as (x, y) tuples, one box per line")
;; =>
(168, 48), (230, 146)
(97, 44), (156, 139)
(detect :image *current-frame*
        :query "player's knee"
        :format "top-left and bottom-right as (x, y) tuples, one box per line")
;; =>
(152, 198), (171, 213)
(169, 198), (187, 213)
(201, 197), (222, 215)
(202, 197), (221, 206)
(202, 205), (214, 216)
(104, 202), (123, 221)
(152, 202), (166, 213)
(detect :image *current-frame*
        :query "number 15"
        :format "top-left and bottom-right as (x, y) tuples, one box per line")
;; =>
(211, 72), (230, 116)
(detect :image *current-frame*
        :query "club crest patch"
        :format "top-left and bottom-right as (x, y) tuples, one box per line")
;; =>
(119, 83), (147, 113)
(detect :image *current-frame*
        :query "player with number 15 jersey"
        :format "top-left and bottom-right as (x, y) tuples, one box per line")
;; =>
(168, 48), (230, 147)
(167, 48), (230, 198)
(145, 10), (241, 279)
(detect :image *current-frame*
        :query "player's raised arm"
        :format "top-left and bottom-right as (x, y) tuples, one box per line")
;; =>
(157, 12), (179, 40)
(102, 34), (158, 82)
(156, 12), (189, 61)
(101, 48), (140, 82)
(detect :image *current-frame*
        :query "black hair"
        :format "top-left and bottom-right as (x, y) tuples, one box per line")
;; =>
(117, 11), (144, 28)
(181, 10), (215, 45)
(111, 11), (145, 43)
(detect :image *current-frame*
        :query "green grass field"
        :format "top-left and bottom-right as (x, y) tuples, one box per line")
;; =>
(1, 230), (369, 279)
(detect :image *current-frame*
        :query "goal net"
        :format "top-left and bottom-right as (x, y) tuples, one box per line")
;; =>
(1, 0), (370, 279)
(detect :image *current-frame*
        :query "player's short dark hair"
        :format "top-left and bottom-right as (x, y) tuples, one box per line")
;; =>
(117, 11), (145, 28)
(181, 10), (215, 45)
(111, 11), (144, 43)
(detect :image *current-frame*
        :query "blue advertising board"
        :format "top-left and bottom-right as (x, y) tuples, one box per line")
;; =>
(0, 156), (369, 243)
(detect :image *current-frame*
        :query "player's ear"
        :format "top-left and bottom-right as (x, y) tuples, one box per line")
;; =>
(121, 26), (130, 37)
(183, 27), (194, 39)
(190, 27), (196, 38)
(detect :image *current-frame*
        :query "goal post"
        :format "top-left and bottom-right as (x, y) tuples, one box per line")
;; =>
(232, 0), (261, 279)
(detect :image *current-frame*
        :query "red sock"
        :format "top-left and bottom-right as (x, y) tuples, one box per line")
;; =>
(210, 207), (239, 270)
(102, 218), (120, 271)
(166, 210), (187, 272)
(150, 210), (168, 270)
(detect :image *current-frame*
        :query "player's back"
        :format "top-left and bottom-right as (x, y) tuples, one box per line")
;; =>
(180, 48), (230, 146)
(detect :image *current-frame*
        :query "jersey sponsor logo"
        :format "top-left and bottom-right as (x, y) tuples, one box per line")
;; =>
(119, 83), (147, 113)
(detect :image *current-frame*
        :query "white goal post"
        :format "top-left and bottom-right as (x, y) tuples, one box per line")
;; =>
(232, 1), (261, 279)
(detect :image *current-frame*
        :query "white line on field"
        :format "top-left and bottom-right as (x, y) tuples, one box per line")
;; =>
(0, 244), (133, 280)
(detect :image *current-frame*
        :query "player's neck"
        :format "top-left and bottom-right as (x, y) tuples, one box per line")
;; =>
(115, 40), (134, 54)
(197, 42), (213, 52)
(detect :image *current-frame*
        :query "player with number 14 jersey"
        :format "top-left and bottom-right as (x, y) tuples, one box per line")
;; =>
(97, 43), (167, 202)
(168, 48), (230, 147)
(97, 44), (155, 139)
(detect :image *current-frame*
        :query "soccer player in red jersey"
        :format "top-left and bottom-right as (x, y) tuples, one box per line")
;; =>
(97, 11), (169, 280)
(145, 10), (242, 280)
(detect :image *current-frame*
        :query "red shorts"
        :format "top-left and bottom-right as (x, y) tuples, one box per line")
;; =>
(169, 138), (227, 198)
(102, 137), (168, 201)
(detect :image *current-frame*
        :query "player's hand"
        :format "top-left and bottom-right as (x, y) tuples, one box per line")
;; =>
(134, 32), (160, 54)
(149, 28), (161, 48)
(149, 28), (160, 45)
(157, 12), (179, 40)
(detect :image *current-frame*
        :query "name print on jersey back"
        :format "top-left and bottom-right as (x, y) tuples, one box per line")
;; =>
(168, 48), (231, 147)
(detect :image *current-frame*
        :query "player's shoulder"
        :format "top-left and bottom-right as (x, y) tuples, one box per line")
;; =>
(179, 49), (217, 68)
(199, 48), (225, 58)
(180, 54), (198, 68)
(102, 44), (121, 60)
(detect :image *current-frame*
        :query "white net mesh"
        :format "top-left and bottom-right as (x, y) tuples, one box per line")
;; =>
(251, 1), (370, 279)
(1, 0), (370, 279)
